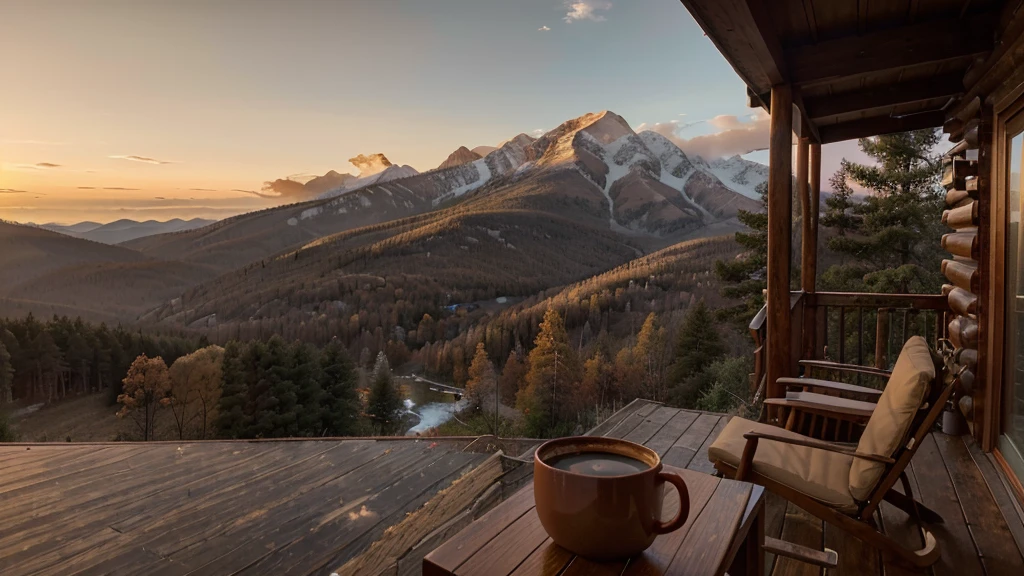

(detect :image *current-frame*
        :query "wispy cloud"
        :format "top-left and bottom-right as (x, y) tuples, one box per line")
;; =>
(35, 162), (61, 168)
(538, 25), (551, 31)
(102, 187), (141, 191)
(77, 187), (96, 190)
(564, 0), (611, 23)
(1, 139), (68, 146)
(0, 188), (30, 194)
(108, 155), (174, 165)
(189, 188), (217, 192)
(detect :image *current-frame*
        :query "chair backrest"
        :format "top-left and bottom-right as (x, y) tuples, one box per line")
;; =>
(848, 336), (936, 502)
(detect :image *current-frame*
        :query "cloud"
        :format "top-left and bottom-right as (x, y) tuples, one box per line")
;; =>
(77, 186), (96, 190)
(261, 178), (309, 198)
(233, 188), (278, 199)
(1, 139), (68, 146)
(538, 25), (551, 31)
(564, 0), (611, 22)
(102, 187), (141, 191)
(532, 128), (546, 136)
(189, 188), (217, 192)
(108, 155), (174, 165)
(35, 162), (61, 168)
(645, 111), (770, 159)
(0, 188), (30, 194)
(348, 153), (392, 177)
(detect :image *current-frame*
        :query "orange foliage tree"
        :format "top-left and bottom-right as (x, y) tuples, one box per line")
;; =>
(117, 354), (171, 441)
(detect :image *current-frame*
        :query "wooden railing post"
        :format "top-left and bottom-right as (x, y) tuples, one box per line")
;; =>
(766, 84), (794, 399)
(875, 308), (891, 369)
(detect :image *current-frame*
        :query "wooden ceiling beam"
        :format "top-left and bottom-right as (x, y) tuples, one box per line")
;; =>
(804, 73), (965, 120)
(785, 12), (996, 85)
(818, 110), (947, 144)
(680, 0), (786, 93)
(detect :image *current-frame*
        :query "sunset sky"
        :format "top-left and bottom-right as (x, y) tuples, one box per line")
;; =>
(0, 0), (868, 224)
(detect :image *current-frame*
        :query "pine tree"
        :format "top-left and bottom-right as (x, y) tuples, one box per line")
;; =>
(499, 350), (527, 405)
(319, 338), (360, 436)
(517, 309), (580, 437)
(0, 340), (12, 405)
(367, 352), (403, 435)
(714, 182), (769, 324)
(214, 341), (250, 438)
(633, 313), (667, 401)
(821, 129), (944, 293)
(668, 300), (725, 407)
(291, 341), (324, 436)
(465, 342), (497, 421)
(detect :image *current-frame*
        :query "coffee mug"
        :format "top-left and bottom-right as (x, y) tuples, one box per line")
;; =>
(533, 436), (690, 560)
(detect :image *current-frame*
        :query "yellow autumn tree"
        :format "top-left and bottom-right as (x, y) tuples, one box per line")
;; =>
(117, 354), (171, 441)
(517, 308), (581, 437)
(167, 346), (224, 440)
(465, 342), (497, 415)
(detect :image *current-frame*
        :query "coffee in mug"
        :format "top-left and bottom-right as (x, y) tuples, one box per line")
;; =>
(533, 436), (690, 560)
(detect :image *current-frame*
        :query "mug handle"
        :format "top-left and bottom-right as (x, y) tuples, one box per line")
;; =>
(653, 471), (690, 534)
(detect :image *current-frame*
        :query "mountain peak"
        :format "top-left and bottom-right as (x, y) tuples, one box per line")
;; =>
(437, 146), (482, 170)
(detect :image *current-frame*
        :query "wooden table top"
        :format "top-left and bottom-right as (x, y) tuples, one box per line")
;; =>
(423, 465), (764, 576)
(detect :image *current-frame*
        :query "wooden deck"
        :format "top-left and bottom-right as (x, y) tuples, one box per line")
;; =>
(0, 437), (496, 576)
(588, 400), (1024, 576)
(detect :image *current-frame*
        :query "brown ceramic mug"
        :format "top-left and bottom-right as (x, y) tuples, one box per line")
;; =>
(533, 436), (690, 560)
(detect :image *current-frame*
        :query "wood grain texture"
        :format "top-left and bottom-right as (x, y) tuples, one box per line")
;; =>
(767, 83), (794, 398)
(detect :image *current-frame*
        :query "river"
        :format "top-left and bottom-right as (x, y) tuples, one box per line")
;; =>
(397, 375), (465, 435)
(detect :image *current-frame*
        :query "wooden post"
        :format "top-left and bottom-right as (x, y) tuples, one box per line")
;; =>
(802, 142), (822, 361)
(766, 84), (794, 400)
(798, 138), (812, 291)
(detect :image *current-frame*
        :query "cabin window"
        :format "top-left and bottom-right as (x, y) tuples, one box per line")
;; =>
(1004, 124), (1024, 478)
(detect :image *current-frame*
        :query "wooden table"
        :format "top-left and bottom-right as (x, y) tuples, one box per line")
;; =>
(424, 466), (766, 576)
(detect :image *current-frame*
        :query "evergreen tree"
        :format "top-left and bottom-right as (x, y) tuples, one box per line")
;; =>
(465, 342), (497, 425)
(319, 338), (361, 436)
(0, 340), (12, 404)
(714, 182), (769, 324)
(499, 350), (527, 405)
(633, 313), (667, 401)
(517, 308), (580, 437)
(291, 341), (325, 436)
(668, 300), (726, 407)
(214, 341), (249, 438)
(821, 129), (944, 293)
(367, 352), (403, 434)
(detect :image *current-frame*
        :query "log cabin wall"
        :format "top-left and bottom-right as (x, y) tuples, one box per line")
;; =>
(942, 119), (985, 436)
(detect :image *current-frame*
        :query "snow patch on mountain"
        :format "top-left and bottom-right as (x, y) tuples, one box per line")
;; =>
(437, 158), (492, 204)
(704, 155), (768, 200)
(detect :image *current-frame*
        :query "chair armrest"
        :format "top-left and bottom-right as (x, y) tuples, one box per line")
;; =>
(799, 360), (891, 379)
(742, 431), (894, 464)
(778, 377), (883, 398)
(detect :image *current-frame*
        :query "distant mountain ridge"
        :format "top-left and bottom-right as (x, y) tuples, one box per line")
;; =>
(137, 110), (766, 331)
(41, 218), (216, 245)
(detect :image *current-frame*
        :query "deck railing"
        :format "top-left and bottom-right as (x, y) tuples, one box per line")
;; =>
(750, 291), (951, 398)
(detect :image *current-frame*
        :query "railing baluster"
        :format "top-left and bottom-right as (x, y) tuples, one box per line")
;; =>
(857, 307), (864, 385)
(857, 307), (864, 366)
(839, 307), (846, 364)
(902, 309), (909, 344)
(823, 305), (829, 359)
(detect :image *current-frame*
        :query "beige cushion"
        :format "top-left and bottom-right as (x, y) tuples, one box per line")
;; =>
(848, 336), (934, 501)
(708, 417), (858, 513)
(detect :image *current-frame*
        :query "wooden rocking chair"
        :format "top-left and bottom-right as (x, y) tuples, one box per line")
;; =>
(708, 336), (964, 567)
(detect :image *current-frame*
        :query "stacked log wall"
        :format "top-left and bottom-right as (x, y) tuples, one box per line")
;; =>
(941, 121), (983, 431)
